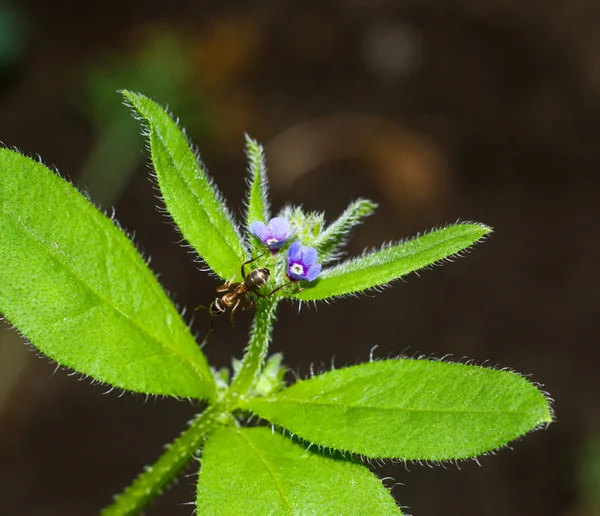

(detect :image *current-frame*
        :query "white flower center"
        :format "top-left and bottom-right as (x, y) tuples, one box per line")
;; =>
(266, 237), (279, 245)
(290, 263), (305, 276)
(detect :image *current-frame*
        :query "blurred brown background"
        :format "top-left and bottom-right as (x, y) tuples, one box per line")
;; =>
(0, 1), (599, 515)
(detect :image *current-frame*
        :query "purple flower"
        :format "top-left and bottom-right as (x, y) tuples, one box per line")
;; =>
(287, 242), (322, 282)
(250, 217), (294, 252)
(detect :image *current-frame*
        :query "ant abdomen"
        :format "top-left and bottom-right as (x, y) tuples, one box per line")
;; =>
(245, 267), (270, 291)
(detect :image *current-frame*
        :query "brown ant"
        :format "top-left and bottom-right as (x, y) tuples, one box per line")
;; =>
(197, 254), (290, 334)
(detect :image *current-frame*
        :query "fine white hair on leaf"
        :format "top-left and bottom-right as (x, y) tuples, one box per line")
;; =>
(369, 345), (379, 362)
(330, 355), (337, 370)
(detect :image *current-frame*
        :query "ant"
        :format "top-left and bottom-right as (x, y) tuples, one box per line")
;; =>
(197, 253), (290, 334)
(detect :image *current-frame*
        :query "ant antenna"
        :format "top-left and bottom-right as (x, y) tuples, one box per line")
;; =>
(195, 303), (215, 340)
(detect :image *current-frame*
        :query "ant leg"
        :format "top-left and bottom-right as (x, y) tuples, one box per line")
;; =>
(195, 304), (215, 343)
(202, 315), (216, 346)
(268, 281), (292, 296)
(229, 299), (242, 327)
(254, 280), (294, 298)
(195, 304), (216, 329)
(206, 314), (215, 338)
(217, 272), (240, 291)
(240, 252), (267, 279)
(216, 281), (240, 293)
(241, 295), (255, 311)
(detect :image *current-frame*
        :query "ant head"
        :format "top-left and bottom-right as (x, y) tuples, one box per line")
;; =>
(209, 298), (226, 316)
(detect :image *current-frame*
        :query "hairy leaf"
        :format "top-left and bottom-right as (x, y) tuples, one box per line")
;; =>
(197, 426), (402, 515)
(248, 359), (552, 460)
(293, 223), (491, 301)
(244, 135), (271, 256)
(245, 135), (270, 227)
(313, 199), (377, 263)
(0, 149), (215, 399)
(122, 90), (246, 280)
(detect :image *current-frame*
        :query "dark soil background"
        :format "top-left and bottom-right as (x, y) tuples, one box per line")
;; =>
(0, 1), (598, 515)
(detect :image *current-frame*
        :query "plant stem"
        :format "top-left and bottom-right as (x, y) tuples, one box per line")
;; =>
(100, 405), (220, 516)
(102, 299), (278, 515)
(227, 298), (278, 405)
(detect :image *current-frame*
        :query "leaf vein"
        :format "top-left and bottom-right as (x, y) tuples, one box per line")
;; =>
(237, 430), (296, 516)
(260, 399), (529, 415)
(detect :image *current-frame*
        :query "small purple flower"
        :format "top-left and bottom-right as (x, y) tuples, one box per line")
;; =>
(250, 217), (294, 252)
(287, 242), (322, 282)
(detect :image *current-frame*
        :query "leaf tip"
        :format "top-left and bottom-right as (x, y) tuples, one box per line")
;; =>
(478, 223), (494, 236)
(457, 221), (493, 245)
(119, 90), (154, 116)
(118, 88), (134, 102)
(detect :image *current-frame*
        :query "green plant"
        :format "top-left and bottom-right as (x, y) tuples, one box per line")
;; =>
(0, 91), (552, 515)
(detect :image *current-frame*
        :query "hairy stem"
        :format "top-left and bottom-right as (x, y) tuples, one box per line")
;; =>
(100, 405), (220, 516)
(227, 298), (278, 405)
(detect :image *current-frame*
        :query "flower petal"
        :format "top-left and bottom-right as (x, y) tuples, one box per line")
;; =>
(305, 263), (322, 282)
(267, 217), (291, 240)
(250, 221), (269, 242)
(287, 241), (303, 262)
(286, 243), (322, 282)
(288, 268), (308, 281)
(268, 239), (287, 251)
(302, 246), (318, 266)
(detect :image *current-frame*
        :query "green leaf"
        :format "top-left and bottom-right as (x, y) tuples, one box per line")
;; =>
(244, 135), (271, 256)
(313, 199), (377, 263)
(122, 90), (246, 280)
(293, 223), (491, 301)
(0, 149), (215, 399)
(244, 135), (270, 226)
(197, 426), (402, 515)
(248, 359), (552, 460)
